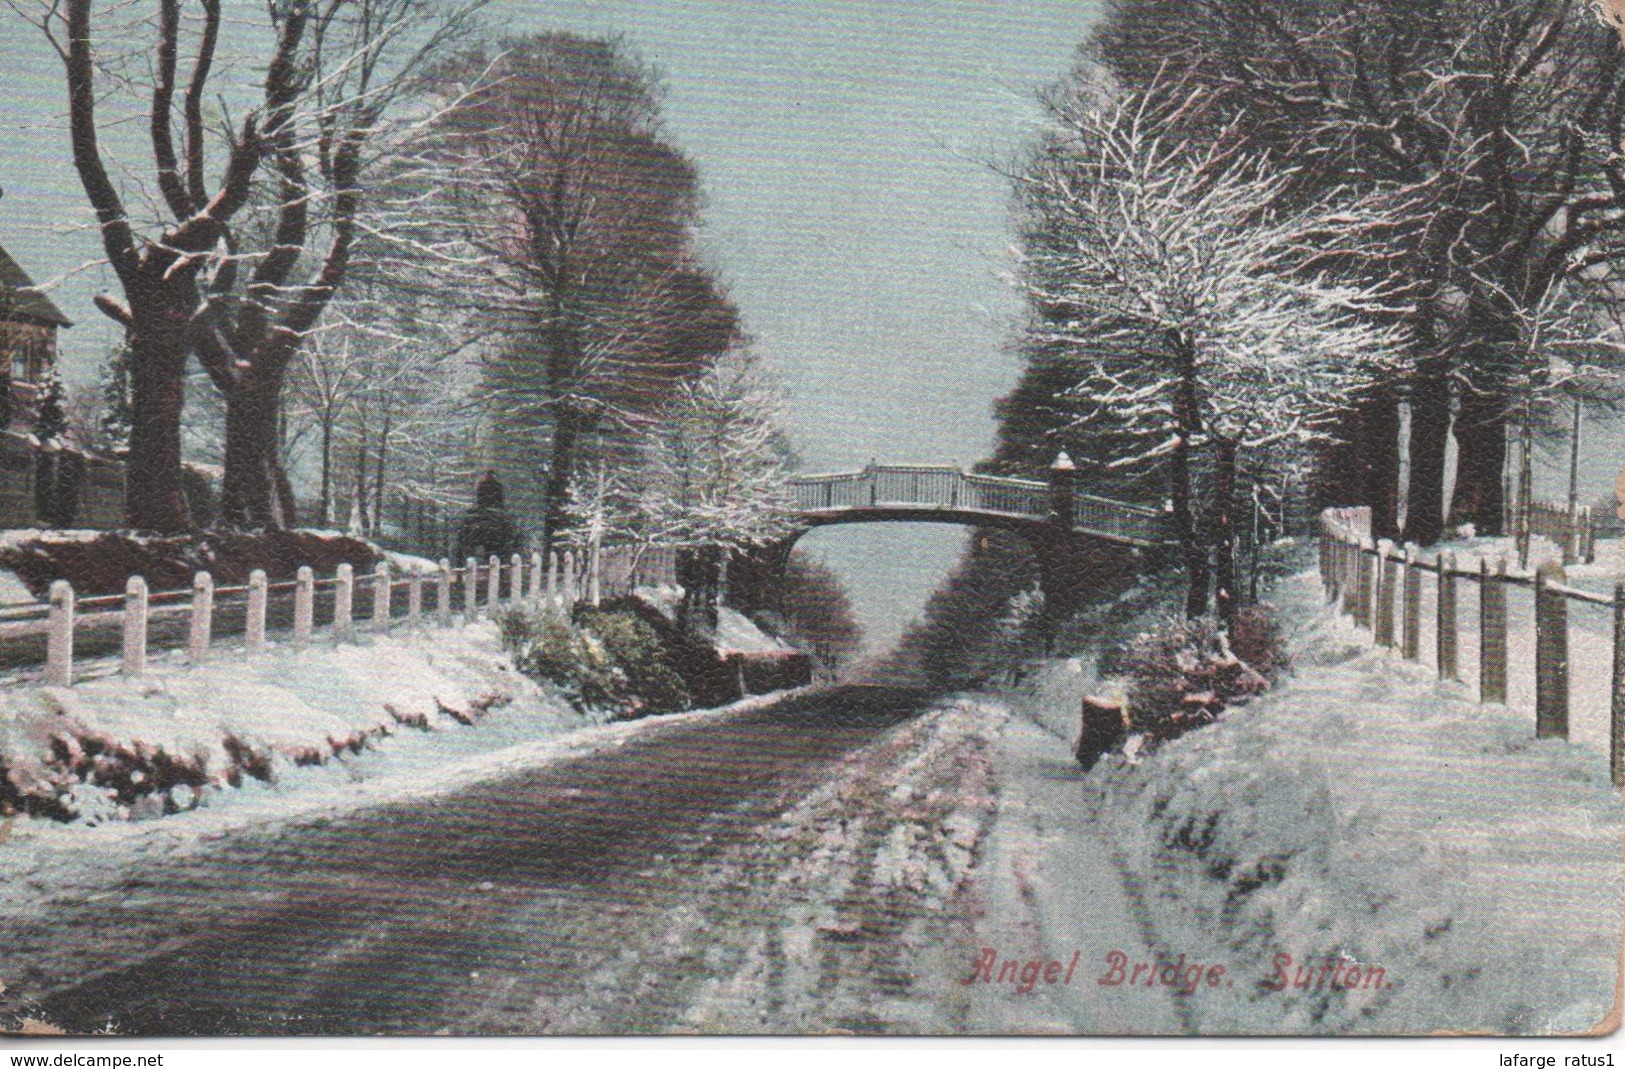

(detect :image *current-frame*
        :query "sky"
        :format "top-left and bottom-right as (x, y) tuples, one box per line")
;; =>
(0, 0), (1101, 655)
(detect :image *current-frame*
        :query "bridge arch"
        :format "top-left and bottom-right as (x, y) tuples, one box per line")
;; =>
(724, 459), (1170, 643)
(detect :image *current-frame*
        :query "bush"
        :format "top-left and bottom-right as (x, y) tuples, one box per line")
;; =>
(1102, 606), (1286, 743)
(1228, 602), (1290, 683)
(575, 606), (691, 716)
(497, 605), (689, 718)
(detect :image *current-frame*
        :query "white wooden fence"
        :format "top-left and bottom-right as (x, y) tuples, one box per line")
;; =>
(1319, 508), (1625, 788)
(38, 542), (675, 690)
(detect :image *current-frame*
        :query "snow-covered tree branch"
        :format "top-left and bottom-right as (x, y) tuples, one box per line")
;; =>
(1013, 81), (1408, 617)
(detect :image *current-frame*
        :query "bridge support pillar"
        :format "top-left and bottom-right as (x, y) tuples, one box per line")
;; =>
(725, 539), (798, 621)
(1036, 530), (1141, 650)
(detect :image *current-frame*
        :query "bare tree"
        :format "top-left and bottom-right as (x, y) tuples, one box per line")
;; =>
(632, 348), (797, 555)
(10, 0), (308, 529)
(13, 0), (483, 531)
(188, 0), (484, 529)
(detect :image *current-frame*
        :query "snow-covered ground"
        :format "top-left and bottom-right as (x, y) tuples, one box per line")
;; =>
(1005, 559), (1623, 1035)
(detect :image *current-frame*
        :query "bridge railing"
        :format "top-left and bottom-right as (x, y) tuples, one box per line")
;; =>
(791, 465), (1053, 517)
(788, 463), (1172, 545)
(960, 472), (1048, 517)
(1074, 493), (1169, 545)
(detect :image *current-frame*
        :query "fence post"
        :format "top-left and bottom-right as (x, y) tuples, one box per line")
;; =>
(122, 575), (148, 677)
(1611, 583), (1625, 788)
(1341, 540), (1358, 618)
(1375, 542), (1396, 648)
(1402, 546), (1420, 661)
(510, 553), (524, 604)
(529, 551), (543, 603)
(1535, 561), (1570, 740)
(1355, 544), (1373, 629)
(189, 571), (214, 662)
(464, 557), (480, 622)
(1481, 558), (1508, 704)
(246, 569), (268, 653)
(1436, 552), (1458, 682)
(437, 559), (452, 626)
(45, 579), (73, 687)
(1319, 530), (1331, 593)
(408, 570), (423, 624)
(487, 554), (501, 616)
(293, 566), (313, 647)
(373, 562), (392, 631)
(334, 563), (354, 642)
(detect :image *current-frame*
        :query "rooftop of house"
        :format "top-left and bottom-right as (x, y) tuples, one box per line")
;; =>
(0, 243), (71, 328)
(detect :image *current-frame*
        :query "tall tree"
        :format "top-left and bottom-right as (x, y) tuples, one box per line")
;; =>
(1012, 83), (1406, 617)
(12, 0), (305, 530)
(1089, 0), (1625, 541)
(13, 0), (480, 531)
(187, 0), (483, 529)
(427, 34), (739, 552)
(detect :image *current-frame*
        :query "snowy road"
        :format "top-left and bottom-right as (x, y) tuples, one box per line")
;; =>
(0, 685), (1065, 1036)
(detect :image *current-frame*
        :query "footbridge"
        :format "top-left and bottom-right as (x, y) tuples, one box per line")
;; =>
(787, 461), (1170, 547)
(724, 457), (1174, 641)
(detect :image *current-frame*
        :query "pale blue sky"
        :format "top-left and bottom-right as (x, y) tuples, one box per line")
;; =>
(0, 1), (1101, 654)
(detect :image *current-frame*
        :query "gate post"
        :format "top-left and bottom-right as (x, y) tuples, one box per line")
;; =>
(191, 571), (215, 662)
(293, 566), (313, 647)
(1374, 542), (1396, 647)
(45, 579), (74, 688)
(122, 575), (148, 677)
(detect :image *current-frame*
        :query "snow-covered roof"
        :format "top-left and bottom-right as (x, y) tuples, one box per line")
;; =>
(0, 242), (71, 328)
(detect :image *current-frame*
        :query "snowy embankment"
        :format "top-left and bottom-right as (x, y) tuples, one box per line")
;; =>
(0, 620), (588, 821)
(1009, 561), (1623, 1036)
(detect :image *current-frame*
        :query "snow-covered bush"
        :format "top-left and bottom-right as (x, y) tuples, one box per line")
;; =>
(574, 606), (690, 716)
(1229, 603), (1291, 683)
(498, 604), (689, 719)
(1104, 610), (1280, 741)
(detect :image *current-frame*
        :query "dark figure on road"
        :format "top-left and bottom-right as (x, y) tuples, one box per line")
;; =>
(455, 469), (522, 562)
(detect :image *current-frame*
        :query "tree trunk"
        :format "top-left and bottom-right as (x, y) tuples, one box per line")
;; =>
(124, 310), (191, 533)
(1356, 384), (1401, 540)
(541, 405), (582, 557)
(274, 455), (297, 528)
(372, 409), (390, 539)
(1168, 330), (1208, 618)
(219, 374), (284, 529)
(1211, 435), (1239, 623)
(1403, 351), (1451, 546)
(354, 434), (370, 533)
(318, 415), (334, 526)
(1449, 381), (1508, 535)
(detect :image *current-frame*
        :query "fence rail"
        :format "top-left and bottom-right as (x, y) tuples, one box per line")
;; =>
(26, 541), (678, 689)
(1319, 507), (1625, 788)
